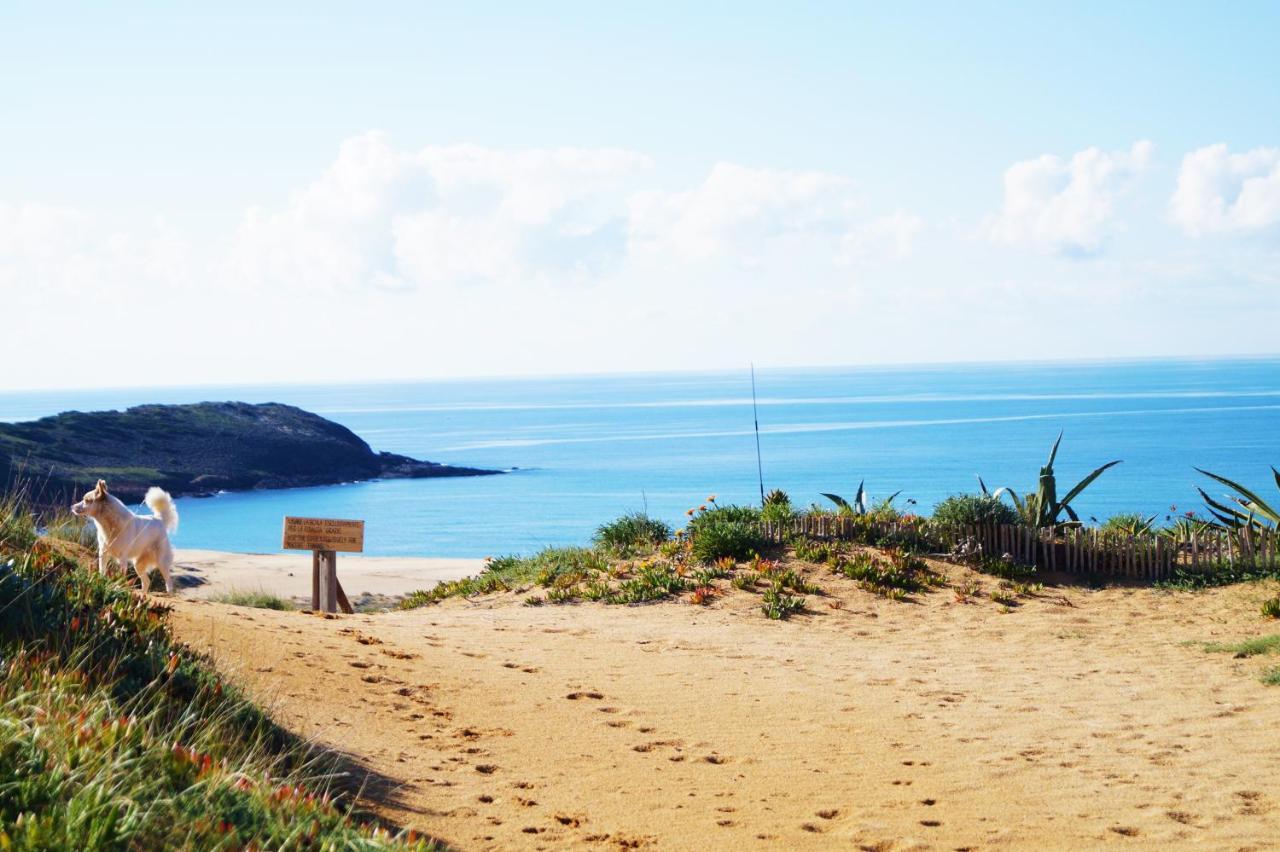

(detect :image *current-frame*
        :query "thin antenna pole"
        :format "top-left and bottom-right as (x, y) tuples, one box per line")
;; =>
(751, 363), (765, 505)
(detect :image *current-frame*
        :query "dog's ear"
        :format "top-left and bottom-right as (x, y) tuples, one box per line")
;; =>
(95, 479), (108, 495)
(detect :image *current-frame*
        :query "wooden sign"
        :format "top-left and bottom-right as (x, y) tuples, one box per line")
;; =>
(282, 517), (365, 553)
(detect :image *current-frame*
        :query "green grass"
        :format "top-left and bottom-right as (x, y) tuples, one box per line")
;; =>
(1202, 634), (1280, 657)
(1262, 667), (1280, 686)
(399, 546), (606, 608)
(209, 587), (297, 611)
(399, 547), (692, 608)
(1261, 596), (1280, 619)
(0, 489), (430, 849)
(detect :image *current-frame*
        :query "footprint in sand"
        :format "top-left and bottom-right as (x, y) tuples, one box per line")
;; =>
(565, 691), (604, 700)
(632, 740), (683, 754)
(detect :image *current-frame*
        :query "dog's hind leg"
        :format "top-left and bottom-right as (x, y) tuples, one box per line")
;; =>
(157, 540), (175, 594)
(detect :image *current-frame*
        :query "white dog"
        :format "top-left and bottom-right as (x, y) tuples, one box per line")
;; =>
(71, 479), (179, 594)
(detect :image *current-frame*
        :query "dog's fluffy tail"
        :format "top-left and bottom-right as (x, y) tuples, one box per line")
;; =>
(145, 487), (179, 534)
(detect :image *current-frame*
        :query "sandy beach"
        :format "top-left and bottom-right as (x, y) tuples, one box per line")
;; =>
(170, 560), (1280, 850)
(172, 549), (483, 604)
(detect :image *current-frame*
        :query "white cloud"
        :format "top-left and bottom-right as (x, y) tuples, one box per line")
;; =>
(230, 138), (912, 293)
(0, 202), (191, 295)
(985, 141), (1153, 254)
(1170, 143), (1280, 236)
(840, 211), (924, 263)
(232, 132), (651, 291)
(626, 162), (864, 263)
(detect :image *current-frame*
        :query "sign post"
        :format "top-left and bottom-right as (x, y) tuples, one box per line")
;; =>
(282, 517), (365, 614)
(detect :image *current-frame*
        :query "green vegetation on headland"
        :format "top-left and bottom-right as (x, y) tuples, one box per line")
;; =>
(0, 401), (500, 506)
(0, 491), (433, 849)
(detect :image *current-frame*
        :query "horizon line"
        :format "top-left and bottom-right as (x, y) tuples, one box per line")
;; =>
(3, 350), (1279, 397)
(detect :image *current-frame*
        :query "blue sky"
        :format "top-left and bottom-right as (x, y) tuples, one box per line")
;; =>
(2, 2), (1278, 388)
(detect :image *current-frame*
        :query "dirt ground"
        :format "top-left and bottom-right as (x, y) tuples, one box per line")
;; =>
(170, 564), (1280, 851)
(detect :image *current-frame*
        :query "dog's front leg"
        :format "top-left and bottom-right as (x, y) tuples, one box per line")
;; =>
(98, 550), (110, 577)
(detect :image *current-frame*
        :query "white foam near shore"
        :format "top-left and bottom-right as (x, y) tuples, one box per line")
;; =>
(172, 549), (483, 602)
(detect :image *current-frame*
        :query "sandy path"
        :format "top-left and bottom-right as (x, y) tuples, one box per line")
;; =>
(170, 572), (1280, 850)
(172, 549), (482, 603)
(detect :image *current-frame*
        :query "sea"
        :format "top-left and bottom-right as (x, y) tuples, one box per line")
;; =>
(2, 357), (1278, 557)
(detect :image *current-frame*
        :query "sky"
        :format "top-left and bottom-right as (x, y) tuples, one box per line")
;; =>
(2, 1), (1279, 390)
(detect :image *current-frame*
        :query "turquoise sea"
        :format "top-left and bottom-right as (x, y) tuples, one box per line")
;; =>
(2, 357), (1279, 557)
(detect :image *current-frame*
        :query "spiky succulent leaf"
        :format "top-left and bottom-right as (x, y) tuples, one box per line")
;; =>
(1195, 468), (1280, 525)
(1046, 430), (1063, 469)
(1196, 487), (1255, 528)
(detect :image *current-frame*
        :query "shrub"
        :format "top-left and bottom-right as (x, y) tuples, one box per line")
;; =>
(690, 519), (765, 563)
(931, 494), (1018, 527)
(609, 563), (688, 604)
(1102, 513), (1156, 536)
(836, 550), (937, 599)
(686, 504), (761, 535)
(1264, 597), (1280, 619)
(761, 582), (806, 619)
(790, 536), (839, 565)
(761, 489), (794, 523)
(1157, 563), (1280, 590)
(686, 505), (765, 563)
(594, 512), (672, 554)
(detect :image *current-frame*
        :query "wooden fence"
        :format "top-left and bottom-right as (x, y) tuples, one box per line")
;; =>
(759, 515), (1280, 581)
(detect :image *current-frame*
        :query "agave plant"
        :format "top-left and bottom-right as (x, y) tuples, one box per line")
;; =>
(1161, 512), (1215, 542)
(820, 481), (901, 516)
(1102, 513), (1158, 536)
(1194, 467), (1280, 529)
(981, 432), (1121, 529)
